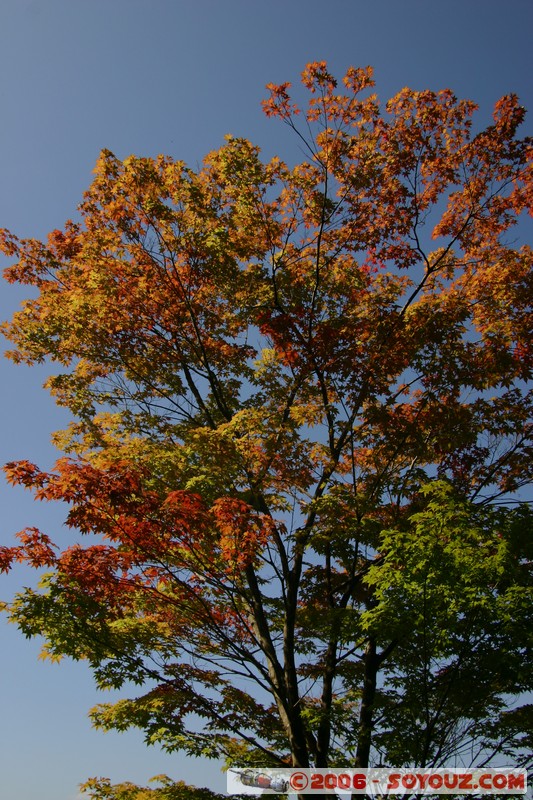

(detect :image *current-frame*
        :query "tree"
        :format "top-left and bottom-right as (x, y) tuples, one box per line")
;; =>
(1, 63), (532, 789)
(79, 775), (227, 800)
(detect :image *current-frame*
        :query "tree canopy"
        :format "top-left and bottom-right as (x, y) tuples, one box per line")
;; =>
(1, 62), (532, 790)
(79, 775), (227, 800)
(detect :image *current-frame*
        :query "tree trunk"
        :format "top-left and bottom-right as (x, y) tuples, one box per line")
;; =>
(354, 636), (379, 768)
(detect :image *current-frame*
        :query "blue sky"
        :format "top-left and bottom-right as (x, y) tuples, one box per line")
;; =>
(1, 2), (532, 799)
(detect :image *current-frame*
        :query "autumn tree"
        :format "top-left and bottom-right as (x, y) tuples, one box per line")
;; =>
(1, 63), (532, 787)
(79, 775), (227, 800)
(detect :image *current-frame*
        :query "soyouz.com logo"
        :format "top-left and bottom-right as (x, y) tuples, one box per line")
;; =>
(227, 767), (528, 795)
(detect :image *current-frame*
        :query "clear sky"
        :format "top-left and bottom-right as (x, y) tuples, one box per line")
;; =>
(1, 2), (532, 799)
